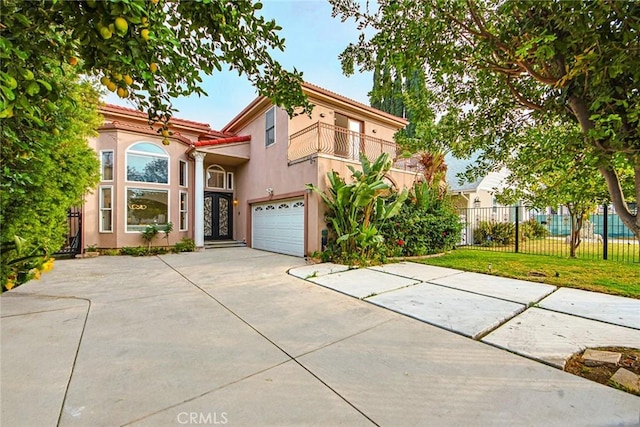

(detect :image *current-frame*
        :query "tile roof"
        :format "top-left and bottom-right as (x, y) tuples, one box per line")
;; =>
(194, 135), (251, 147)
(100, 104), (213, 131)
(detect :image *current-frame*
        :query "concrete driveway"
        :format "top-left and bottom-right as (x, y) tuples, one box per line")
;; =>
(1, 249), (638, 426)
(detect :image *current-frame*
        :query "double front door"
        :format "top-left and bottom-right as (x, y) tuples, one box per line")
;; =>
(204, 192), (233, 240)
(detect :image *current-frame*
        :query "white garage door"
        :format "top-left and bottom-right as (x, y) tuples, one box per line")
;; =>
(252, 198), (305, 257)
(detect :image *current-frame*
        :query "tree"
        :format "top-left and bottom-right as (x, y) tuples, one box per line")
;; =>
(499, 123), (615, 257)
(1, 72), (101, 290)
(1, 0), (312, 131)
(331, 0), (640, 248)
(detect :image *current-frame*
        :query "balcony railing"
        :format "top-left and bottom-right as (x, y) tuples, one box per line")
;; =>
(288, 122), (420, 171)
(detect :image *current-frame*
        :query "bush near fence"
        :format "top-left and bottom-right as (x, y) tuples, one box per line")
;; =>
(458, 205), (638, 263)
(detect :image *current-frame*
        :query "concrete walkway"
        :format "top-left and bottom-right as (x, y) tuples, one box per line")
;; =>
(292, 261), (640, 368)
(2, 249), (638, 426)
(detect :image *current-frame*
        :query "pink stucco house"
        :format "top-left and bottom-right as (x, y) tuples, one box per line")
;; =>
(84, 83), (422, 256)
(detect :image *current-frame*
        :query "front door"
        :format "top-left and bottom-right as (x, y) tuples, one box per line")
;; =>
(204, 192), (233, 240)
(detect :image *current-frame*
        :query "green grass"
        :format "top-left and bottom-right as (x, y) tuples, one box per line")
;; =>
(417, 248), (640, 299)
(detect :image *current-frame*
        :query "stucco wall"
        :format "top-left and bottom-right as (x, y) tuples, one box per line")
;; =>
(85, 129), (195, 250)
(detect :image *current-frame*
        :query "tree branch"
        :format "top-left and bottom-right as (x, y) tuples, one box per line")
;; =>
(504, 77), (543, 111)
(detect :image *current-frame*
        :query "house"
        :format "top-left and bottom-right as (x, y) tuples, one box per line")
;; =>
(82, 83), (422, 256)
(445, 153), (510, 211)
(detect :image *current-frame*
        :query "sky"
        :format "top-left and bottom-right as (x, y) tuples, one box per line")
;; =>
(104, 0), (373, 131)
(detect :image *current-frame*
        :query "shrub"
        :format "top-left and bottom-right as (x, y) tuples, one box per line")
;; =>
(473, 221), (515, 246)
(173, 238), (196, 253)
(520, 218), (549, 240)
(119, 246), (149, 256)
(379, 182), (462, 257)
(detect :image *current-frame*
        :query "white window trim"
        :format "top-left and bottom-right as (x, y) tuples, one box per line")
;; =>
(125, 142), (170, 185)
(99, 185), (113, 233)
(179, 191), (188, 231)
(265, 106), (276, 147)
(100, 150), (114, 182)
(179, 160), (188, 187)
(124, 186), (170, 233)
(226, 172), (234, 191)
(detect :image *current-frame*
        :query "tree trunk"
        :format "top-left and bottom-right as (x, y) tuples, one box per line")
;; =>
(567, 95), (640, 254)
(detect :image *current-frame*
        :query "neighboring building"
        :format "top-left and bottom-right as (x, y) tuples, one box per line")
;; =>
(83, 83), (421, 256)
(445, 153), (510, 210)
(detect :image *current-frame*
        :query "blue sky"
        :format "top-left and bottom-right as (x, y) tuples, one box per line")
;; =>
(104, 0), (372, 130)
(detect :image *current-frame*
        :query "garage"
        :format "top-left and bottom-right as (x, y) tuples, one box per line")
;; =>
(251, 198), (305, 257)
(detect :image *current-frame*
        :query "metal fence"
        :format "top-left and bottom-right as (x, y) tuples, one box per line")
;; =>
(457, 205), (639, 263)
(53, 207), (82, 258)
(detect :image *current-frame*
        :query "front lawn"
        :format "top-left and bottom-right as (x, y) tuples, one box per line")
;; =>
(416, 248), (640, 299)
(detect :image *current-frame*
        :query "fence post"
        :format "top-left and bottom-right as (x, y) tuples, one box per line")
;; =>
(514, 205), (519, 254)
(602, 203), (608, 260)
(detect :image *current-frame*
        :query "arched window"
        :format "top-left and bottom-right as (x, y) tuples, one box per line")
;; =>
(126, 142), (169, 184)
(206, 165), (226, 189)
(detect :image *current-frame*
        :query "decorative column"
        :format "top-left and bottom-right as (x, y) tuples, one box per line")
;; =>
(193, 151), (206, 248)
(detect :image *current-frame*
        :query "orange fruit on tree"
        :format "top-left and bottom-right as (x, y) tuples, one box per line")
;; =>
(68, 56), (78, 66)
(116, 87), (129, 98)
(123, 74), (133, 85)
(141, 29), (150, 41)
(106, 81), (117, 92)
(150, 62), (158, 73)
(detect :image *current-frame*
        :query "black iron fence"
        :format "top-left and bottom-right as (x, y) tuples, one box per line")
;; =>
(54, 207), (82, 257)
(457, 205), (639, 263)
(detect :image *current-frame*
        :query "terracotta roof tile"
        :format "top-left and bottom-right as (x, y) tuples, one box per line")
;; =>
(100, 104), (213, 130)
(194, 135), (251, 147)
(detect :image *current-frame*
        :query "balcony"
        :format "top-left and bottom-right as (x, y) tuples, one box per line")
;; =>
(288, 122), (419, 171)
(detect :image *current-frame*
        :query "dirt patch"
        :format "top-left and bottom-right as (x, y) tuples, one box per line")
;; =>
(565, 347), (640, 395)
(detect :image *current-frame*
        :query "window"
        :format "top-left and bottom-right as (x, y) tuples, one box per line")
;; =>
(101, 150), (114, 181)
(265, 107), (275, 147)
(126, 142), (169, 184)
(226, 172), (234, 190)
(206, 165), (225, 189)
(179, 160), (188, 187)
(179, 191), (188, 231)
(99, 186), (113, 232)
(126, 188), (168, 232)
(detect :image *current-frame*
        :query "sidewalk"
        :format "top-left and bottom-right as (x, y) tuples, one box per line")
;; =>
(2, 249), (639, 426)
(290, 261), (640, 368)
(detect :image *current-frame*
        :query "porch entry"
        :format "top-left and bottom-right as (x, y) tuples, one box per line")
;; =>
(204, 192), (233, 240)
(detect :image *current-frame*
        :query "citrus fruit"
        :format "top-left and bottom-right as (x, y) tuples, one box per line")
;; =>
(106, 81), (117, 92)
(150, 62), (158, 73)
(114, 17), (128, 35)
(99, 26), (113, 39)
(141, 29), (150, 41)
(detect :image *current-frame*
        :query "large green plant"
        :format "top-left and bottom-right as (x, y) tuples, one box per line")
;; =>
(380, 181), (462, 257)
(308, 153), (407, 263)
(1, 72), (101, 292)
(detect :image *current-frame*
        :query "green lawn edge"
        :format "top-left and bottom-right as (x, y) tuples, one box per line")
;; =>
(415, 248), (640, 299)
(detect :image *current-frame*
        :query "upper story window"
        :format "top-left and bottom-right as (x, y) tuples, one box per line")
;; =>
(179, 160), (188, 187)
(126, 142), (168, 184)
(100, 150), (114, 181)
(265, 107), (275, 147)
